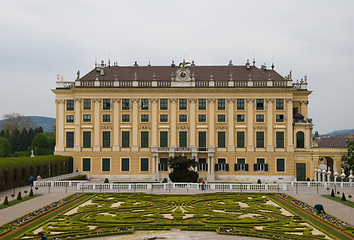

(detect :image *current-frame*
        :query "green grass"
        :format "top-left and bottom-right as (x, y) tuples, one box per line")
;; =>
(322, 195), (354, 208)
(0, 195), (41, 209)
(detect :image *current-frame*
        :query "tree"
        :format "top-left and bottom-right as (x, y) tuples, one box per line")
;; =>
(342, 139), (354, 173)
(168, 156), (198, 183)
(314, 131), (319, 138)
(30, 133), (53, 155)
(0, 136), (11, 157)
(2, 113), (33, 134)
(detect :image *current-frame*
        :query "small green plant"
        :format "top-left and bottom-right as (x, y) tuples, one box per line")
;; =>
(11, 194), (15, 200)
(24, 190), (28, 196)
(337, 191), (340, 197)
(257, 179), (261, 184)
(17, 192), (22, 200)
(104, 178), (109, 183)
(34, 187), (38, 195)
(3, 196), (9, 205)
(341, 193), (346, 201)
(331, 189), (335, 197)
(349, 195), (352, 202)
(326, 187), (329, 194)
(162, 178), (168, 183)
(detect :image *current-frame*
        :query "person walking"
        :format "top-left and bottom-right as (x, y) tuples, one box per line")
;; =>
(314, 204), (326, 215)
(201, 178), (205, 191)
(38, 232), (48, 240)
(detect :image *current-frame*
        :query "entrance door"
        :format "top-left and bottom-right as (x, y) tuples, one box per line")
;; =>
(296, 163), (306, 181)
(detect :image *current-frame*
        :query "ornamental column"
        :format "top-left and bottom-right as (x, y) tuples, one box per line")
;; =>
(170, 98), (177, 149)
(132, 98), (139, 151)
(74, 98), (81, 151)
(300, 101), (309, 119)
(189, 98), (197, 150)
(286, 98), (294, 151)
(247, 99), (254, 151)
(151, 99), (158, 150)
(113, 99), (120, 151)
(266, 98), (274, 151)
(305, 126), (312, 149)
(227, 99), (235, 151)
(93, 98), (101, 151)
(207, 153), (215, 181)
(208, 99), (216, 149)
(55, 99), (65, 152)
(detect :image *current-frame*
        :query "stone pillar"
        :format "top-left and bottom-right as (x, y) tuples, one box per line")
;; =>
(151, 99), (158, 149)
(227, 99), (235, 151)
(348, 170), (353, 183)
(55, 99), (65, 152)
(327, 167), (331, 184)
(208, 99), (216, 148)
(286, 98), (294, 151)
(314, 167), (317, 182)
(207, 153), (215, 181)
(170, 98), (177, 149)
(322, 169), (326, 183)
(74, 98), (81, 151)
(189, 98), (197, 150)
(113, 99), (120, 151)
(334, 170), (338, 183)
(266, 98), (274, 151)
(247, 99), (254, 151)
(93, 98), (101, 151)
(300, 101), (309, 119)
(132, 98), (139, 151)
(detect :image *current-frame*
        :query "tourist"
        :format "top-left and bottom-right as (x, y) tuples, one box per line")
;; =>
(38, 232), (48, 240)
(314, 204), (326, 215)
(201, 178), (205, 190)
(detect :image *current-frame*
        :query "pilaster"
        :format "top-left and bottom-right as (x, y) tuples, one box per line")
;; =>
(189, 98), (197, 149)
(132, 98), (139, 151)
(266, 98), (274, 151)
(208, 98), (215, 148)
(300, 100), (309, 119)
(227, 99), (235, 151)
(151, 98), (158, 148)
(247, 98), (254, 151)
(170, 98), (177, 148)
(286, 98), (294, 151)
(74, 98), (81, 151)
(93, 98), (101, 151)
(55, 99), (65, 152)
(113, 99), (120, 151)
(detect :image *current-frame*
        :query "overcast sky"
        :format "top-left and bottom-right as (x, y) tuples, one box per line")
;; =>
(0, 0), (353, 134)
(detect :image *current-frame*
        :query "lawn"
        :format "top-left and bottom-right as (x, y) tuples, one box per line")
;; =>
(322, 195), (354, 208)
(0, 195), (41, 210)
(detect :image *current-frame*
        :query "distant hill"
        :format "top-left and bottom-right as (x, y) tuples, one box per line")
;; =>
(0, 116), (56, 133)
(326, 129), (354, 137)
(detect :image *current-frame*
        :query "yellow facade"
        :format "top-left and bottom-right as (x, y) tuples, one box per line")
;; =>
(52, 62), (345, 182)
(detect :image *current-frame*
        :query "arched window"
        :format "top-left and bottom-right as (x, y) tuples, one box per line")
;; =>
(296, 131), (305, 148)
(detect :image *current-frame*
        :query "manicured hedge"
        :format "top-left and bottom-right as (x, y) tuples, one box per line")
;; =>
(0, 155), (72, 191)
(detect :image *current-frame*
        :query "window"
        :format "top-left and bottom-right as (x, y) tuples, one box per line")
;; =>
(122, 131), (130, 148)
(160, 114), (168, 122)
(256, 114), (264, 122)
(236, 132), (245, 148)
(237, 99), (244, 110)
(141, 114), (149, 122)
(122, 99), (130, 110)
(66, 100), (74, 111)
(218, 99), (225, 110)
(179, 131), (187, 148)
(160, 131), (168, 147)
(198, 114), (206, 122)
(141, 99), (149, 110)
(141, 158), (149, 171)
(197, 158), (208, 171)
(82, 158), (91, 171)
(215, 158), (229, 171)
(217, 114), (225, 122)
(198, 99), (206, 110)
(276, 99), (284, 110)
(83, 99), (91, 110)
(254, 158), (268, 171)
(277, 158), (285, 172)
(256, 99), (264, 110)
(102, 158), (110, 171)
(66, 115), (74, 123)
(235, 158), (248, 171)
(236, 114), (245, 122)
(276, 132), (284, 148)
(121, 158), (129, 171)
(296, 131), (305, 148)
(159, 158), (168, 171)
(103, 99), (111, 110)
(179, 114), (187, 122)
(198, 131), (206, 150)
(256, 132), (264, 148)
(217, 131), (225, 148)
(83, 131), (91, 148)
(160, 99), (168, 110)
(83, 114), (91, 122)
(141, 131), (149, 148)
(276, 114), (284, 122)
(179, 99), (187, 110)
(103, 114), (111, 122)
(293, 107), (299, 115)
(66, 132), (74, 148)
(122, 114), (130, 122)
(102, 131), (110, 148)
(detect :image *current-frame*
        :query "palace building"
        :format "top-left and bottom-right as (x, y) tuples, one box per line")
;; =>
(52, 60), (345, 182)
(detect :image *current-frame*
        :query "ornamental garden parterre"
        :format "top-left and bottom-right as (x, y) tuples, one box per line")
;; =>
(1, 193), (353, 240)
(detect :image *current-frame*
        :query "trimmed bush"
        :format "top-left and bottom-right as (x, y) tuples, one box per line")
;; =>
(341, 193), (346, 201)
(17, 191), (22, 200)
(331, 189), (335, 197)
(162, 178), (168, 183)
(104, 178), (109, 183)
(29, 188), (34, 196)
(3, 196), (9, 205)
(257, 179), (261, 184)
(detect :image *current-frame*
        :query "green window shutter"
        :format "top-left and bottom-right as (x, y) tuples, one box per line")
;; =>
(253, 164), (257, 171)
(217, 132), (225, 148)
(198, 131), (206, 148)
(83, 131), (91, 148)
(121, 158), (129, 171)
(256, 132), (264, 148)
(276, 132), (284, 148)
(179, 131), (187, 147)
(265, 164), (269, 171)
(235, 164), (238, 171)
(245, 164), (249, 171)
(296, 131), (305, 148)
(141, 158), (149, 171)
(141, 131), (149, 148)
(66, 132), (74, 148)
(102, 158), (110, 171)
(122, 131), (130, 148)
(225, 164), (229, 171)
(277, 159), (285, 172)
(215, 164), (218, 171)
(102, 131), (110, 148)
(82, 158), (91, 171)
(160, 131), (168, 147)
(236, 132), (245, 148)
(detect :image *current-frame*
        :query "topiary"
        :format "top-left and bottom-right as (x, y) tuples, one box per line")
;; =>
(29, 188), (34, 196)
(104, 178), (109, 183)
(342, 193), (346, 201)
(3, 196), (9, 205)
(17, 191), (22, 200)
(330, 189), (335, 197)
(162, 178), (168, 183)
(257, 179), (261, 184)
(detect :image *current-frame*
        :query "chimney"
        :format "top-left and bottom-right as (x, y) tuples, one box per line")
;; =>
(134, 61), (138, 67)
(261, 64), (267, 70)
(246, 59), (251, 70)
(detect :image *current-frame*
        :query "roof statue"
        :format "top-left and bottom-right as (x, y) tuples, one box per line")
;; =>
(179, 61), (191, 68)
